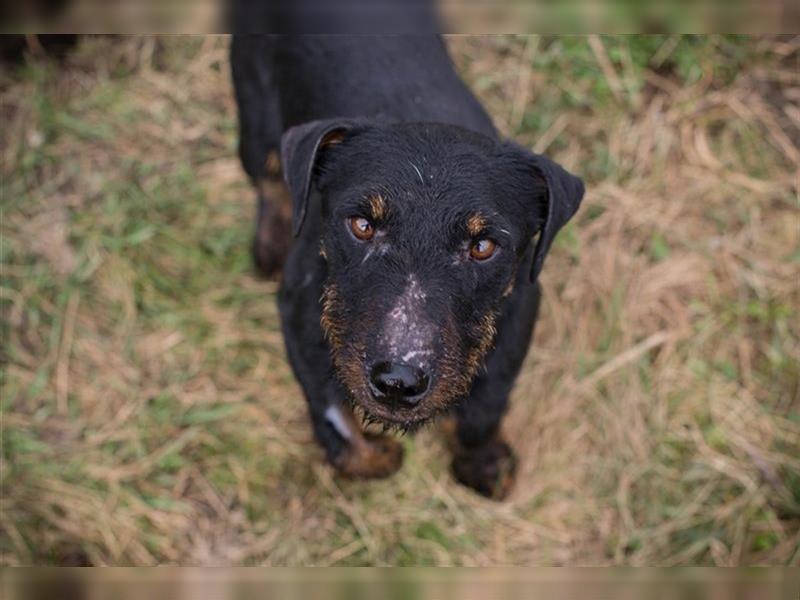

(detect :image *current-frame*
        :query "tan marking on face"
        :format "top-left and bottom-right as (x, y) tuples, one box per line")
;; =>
(320, 283), (343, 351)
(368, 194), (387, 222)
(319, 241), (328, 260)
(467, 213), (487, 237)
(321, 284), (375, 414)
(463, 312), (498, 381)
(420, 310), (497, 415)
(264, 150), (281, 177)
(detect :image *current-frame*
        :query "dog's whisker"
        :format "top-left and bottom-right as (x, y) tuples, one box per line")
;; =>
(408, 160), (424, 184)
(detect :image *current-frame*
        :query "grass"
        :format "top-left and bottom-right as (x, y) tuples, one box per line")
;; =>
(1, 35), (798, 566)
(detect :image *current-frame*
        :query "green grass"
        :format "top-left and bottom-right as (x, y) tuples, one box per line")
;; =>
(1, 35), (798, 566)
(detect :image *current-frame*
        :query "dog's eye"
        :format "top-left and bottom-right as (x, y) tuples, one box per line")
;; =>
(348, 216), (375, 241)
(469, 238), (497, 261)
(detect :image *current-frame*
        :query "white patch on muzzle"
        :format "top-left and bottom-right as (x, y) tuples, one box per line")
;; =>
(382, 275), (434, 369)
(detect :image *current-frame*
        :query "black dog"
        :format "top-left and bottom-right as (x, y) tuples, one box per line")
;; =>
(231, 35), (584, 499)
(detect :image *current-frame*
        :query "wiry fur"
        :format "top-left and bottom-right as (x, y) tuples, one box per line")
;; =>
(232, 34), (584, 498)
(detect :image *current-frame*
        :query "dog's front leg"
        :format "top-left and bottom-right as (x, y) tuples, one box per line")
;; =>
(315, 382), (404, 479)
(449, 281), (542, 500)
(451, 377), (520, 500)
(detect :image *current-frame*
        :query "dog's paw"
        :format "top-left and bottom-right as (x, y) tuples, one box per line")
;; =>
(333, 433), (404, 480)
(451, 439), (517, 500)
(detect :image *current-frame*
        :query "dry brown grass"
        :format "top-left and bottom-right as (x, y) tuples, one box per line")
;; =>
(1, 35), (798, 566)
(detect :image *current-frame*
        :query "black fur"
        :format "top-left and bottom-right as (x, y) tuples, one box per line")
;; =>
(231, 34), (584, 499)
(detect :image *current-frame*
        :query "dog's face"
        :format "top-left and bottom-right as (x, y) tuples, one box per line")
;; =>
(282, 120), (583, 428)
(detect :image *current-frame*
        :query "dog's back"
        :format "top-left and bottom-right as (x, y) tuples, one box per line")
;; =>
(232, 36), (496, 162)
(276, 37), (495, 135)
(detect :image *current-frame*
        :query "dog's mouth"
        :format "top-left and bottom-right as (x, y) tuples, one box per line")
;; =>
(344, 371), (441, 431)
(351, 400), (433, 432)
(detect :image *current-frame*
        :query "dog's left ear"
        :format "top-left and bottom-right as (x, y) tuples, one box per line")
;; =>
(501, 144), (585, 282)
(280, 118), (362, 236)
(528, 152), (584, 281)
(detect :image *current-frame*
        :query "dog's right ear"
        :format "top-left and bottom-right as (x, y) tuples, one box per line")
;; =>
(280, 118), (360, 237)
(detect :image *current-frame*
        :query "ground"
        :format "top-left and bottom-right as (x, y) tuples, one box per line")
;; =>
(1, 35), (798, 566)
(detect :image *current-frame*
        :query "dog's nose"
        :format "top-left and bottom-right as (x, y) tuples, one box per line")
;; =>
(369, 361), (430, 405)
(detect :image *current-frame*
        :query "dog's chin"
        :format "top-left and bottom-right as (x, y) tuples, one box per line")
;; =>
(349, 393), (436, 433)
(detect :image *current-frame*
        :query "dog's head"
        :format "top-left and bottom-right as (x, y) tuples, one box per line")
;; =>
(282, 119), (583, 428)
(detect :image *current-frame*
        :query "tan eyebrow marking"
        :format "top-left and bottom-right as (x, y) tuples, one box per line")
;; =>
(368, 194), (387, 221)
(467, 213), (487, 236)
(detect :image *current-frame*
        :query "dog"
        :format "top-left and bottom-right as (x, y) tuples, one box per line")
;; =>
(231, 35), (584, 499)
